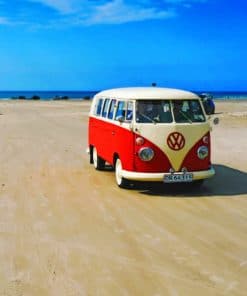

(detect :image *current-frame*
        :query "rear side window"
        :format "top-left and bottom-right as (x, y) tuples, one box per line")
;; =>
(108, 99), (116, 120)
(95, 98), (103, 116)
(102, 99), (110, 118)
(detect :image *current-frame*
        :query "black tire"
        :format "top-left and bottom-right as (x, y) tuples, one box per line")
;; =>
(93, 147), (105, 170)
(89, 146), (93, 164)
(192, 179), (204, 188)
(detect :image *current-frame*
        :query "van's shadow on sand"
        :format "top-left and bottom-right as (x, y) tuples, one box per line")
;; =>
(135, 164), (247, 197)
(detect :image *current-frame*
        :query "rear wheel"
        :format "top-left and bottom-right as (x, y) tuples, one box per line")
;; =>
(93, 147), (105, 170)
(115, 158), (129, 188)
(89, 146), (93, 164)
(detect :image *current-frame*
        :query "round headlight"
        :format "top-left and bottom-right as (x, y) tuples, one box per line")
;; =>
(197, 146), (208, 160)
(138, 147), (154, 162)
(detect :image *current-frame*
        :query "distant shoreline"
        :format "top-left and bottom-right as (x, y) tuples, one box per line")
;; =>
(1, 97), (247, 101)
(0, 97), (93, 101)
(0, 90), (247, 101)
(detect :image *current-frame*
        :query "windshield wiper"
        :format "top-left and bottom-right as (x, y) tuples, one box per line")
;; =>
(179, 111), (192, 123)
(139, 113), (156, 123)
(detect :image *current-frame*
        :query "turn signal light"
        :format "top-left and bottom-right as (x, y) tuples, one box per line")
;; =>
(203, 136), (209, 144)
(136, 137), (145, 145)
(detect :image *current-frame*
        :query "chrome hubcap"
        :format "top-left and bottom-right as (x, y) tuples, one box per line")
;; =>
(93, 147), (97, 168)
(115, 159), (122, 185)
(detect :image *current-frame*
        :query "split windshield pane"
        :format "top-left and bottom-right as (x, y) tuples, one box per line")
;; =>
(136, 100), (172, 123)
(172, 100), (205, 123)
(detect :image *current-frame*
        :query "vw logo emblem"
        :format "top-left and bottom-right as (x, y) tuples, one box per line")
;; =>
(167, 132), (185, 151)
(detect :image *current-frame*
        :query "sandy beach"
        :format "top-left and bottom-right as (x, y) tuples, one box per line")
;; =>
(0, 99), (246, 295)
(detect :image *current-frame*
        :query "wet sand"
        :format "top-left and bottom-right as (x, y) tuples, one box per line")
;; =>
(0, 100), (246, 295)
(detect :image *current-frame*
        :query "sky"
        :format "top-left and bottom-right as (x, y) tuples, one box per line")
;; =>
(0, 0), (246, 91)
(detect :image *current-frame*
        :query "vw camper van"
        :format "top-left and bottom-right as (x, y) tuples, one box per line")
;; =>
(88, 87), (215, 188)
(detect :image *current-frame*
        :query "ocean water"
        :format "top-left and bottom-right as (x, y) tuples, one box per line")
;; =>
(196, 91), (247, 100)
(0, 90), (246, 100)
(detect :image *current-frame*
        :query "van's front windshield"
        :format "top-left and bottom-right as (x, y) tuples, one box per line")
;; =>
(135, 100), (205, 123)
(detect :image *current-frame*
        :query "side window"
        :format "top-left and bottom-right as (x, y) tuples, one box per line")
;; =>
(126, 101), (133, 121)
(108, 99), (116, 120)
(102, 99), (110, 118)
(95, 98), (103, 116)
(115, 101), (126, 120)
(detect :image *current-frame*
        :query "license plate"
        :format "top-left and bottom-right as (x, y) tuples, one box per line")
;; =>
(164, 173), (193, 183)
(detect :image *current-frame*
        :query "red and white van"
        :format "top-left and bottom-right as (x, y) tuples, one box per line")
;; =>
(88, 87), (215, 188)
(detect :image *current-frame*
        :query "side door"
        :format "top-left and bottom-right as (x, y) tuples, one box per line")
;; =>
(104, 98), (117, 164)
(98, 98), (111, 161)
(112, 100), (135, 171)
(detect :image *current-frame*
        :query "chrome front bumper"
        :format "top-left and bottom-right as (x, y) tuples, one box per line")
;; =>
(121, 167), (215, 182)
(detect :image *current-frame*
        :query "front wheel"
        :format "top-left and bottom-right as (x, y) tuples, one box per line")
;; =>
(115, 158), (129, 188)
(192, 179), (204, 188)
(93, 147), (105, 170)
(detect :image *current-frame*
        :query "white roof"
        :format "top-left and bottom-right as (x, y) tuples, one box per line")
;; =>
(95, 87), (199, 100)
